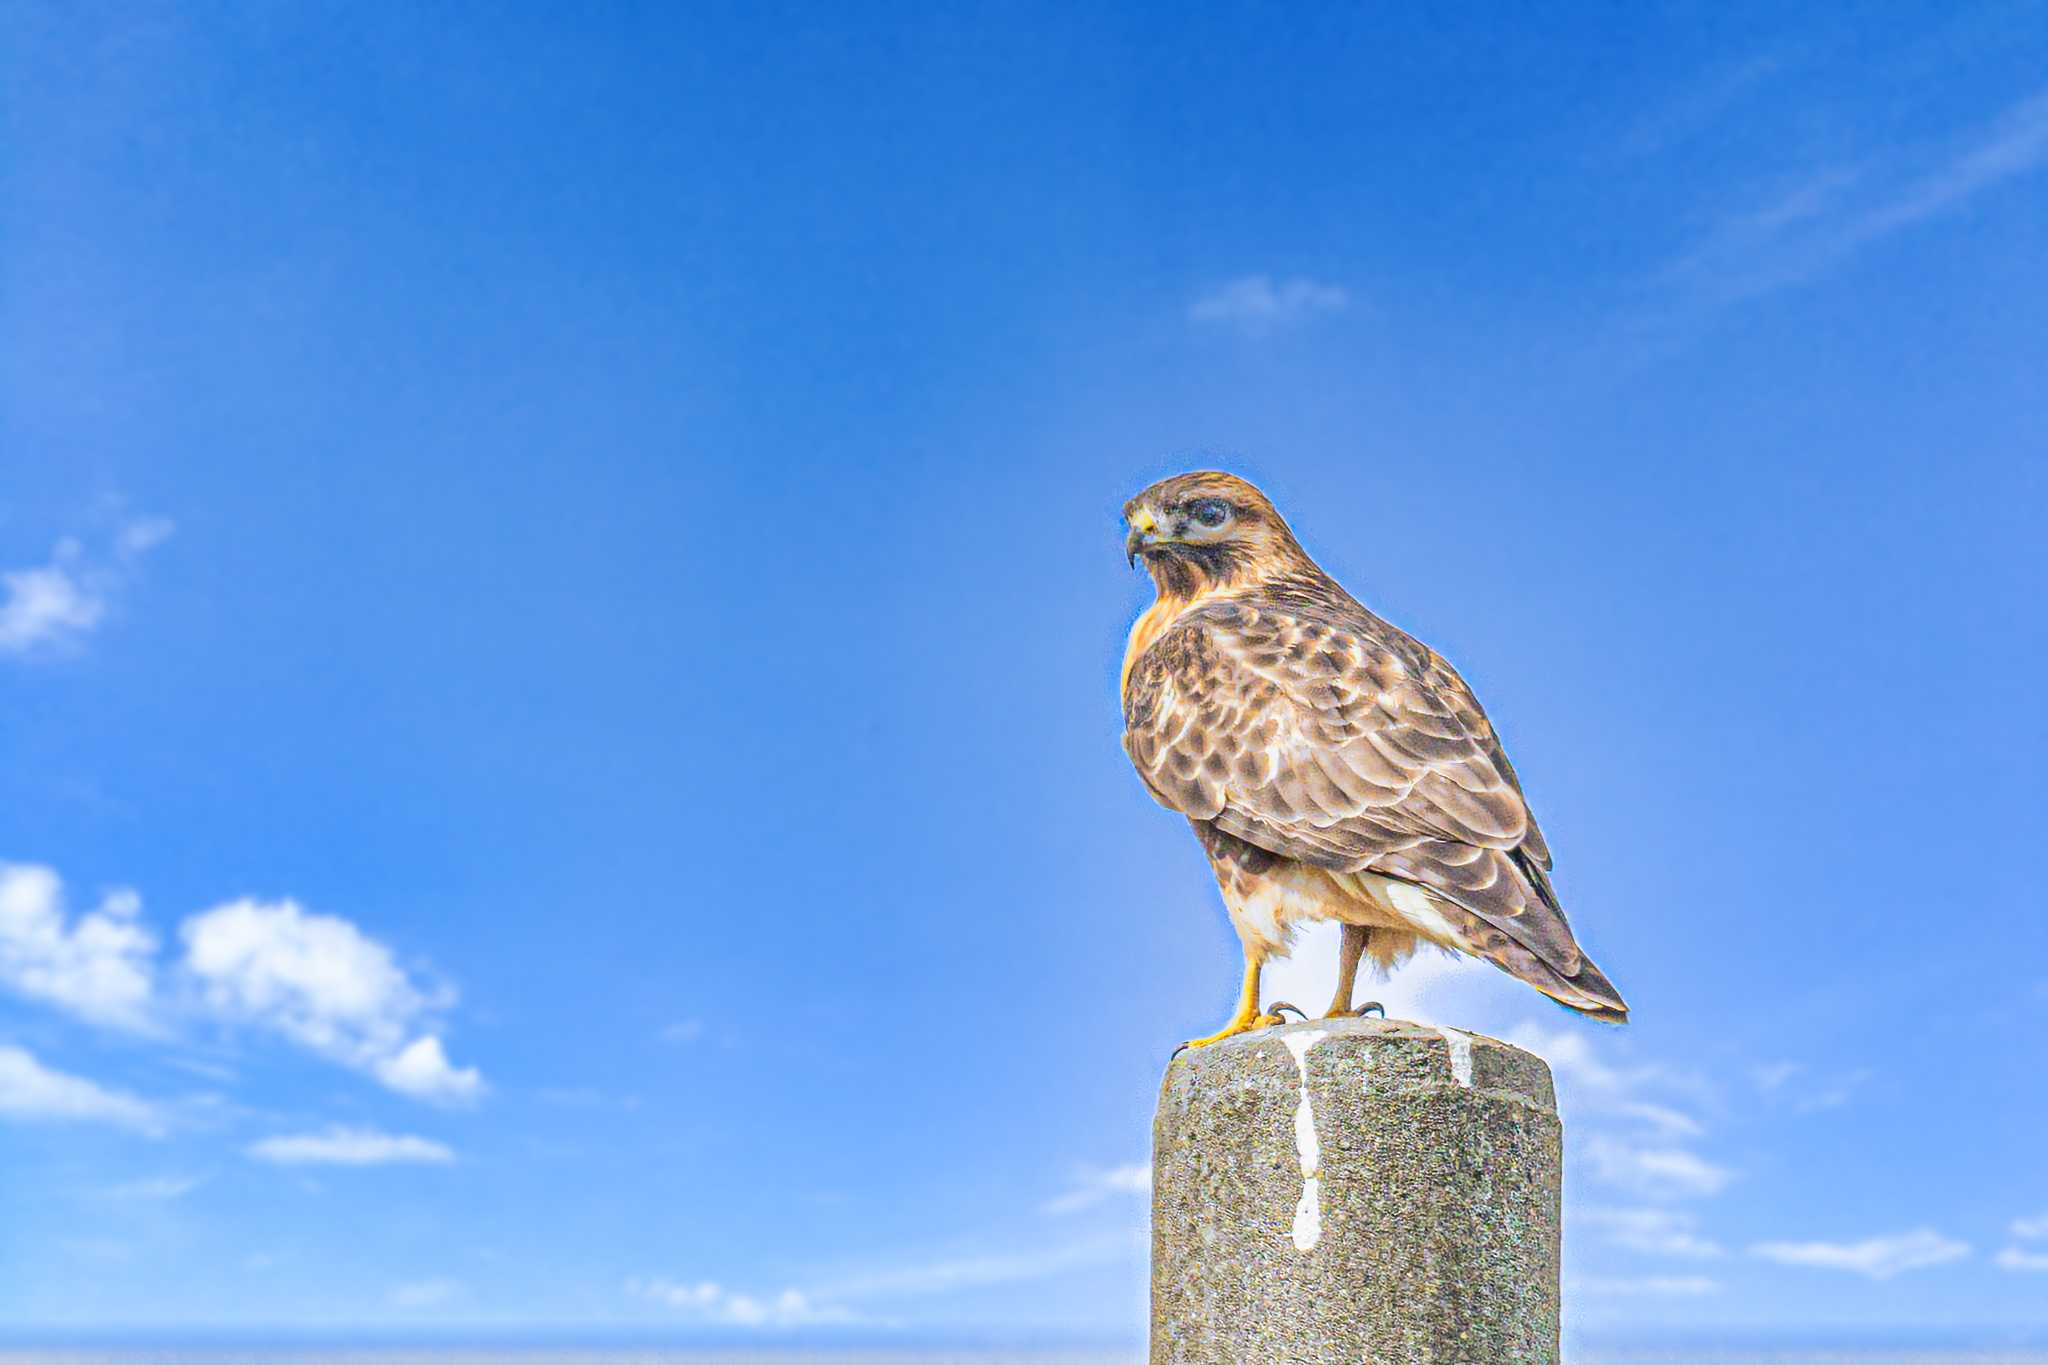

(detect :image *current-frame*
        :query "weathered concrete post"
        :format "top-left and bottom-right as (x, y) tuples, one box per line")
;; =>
(1151, 1017), (1561, 1364)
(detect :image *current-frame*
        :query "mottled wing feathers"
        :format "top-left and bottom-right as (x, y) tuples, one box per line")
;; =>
(1122, 589), (1604, 999)
(1121, 594), (1534, 858)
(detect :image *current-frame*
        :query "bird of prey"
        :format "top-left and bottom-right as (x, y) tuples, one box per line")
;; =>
(1120, 471), (1627, 1047)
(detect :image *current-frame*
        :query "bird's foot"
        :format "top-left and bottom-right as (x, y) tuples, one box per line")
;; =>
(1175, 1009), (1288, 1055)
(1321, 1000), (1387, 1020)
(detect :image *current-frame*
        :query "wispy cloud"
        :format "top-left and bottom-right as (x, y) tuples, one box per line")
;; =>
(1576, 1206), (1723, 1259)
(1614, 52), (1787, 161)
(1790, 1071), (1869, 1114)
(1748, 1058), (1869, 1113)
(1860, 86), (2048, 235)
(1750, 1227), (1969, 1279)
(1507, 1022), (1731, 1209)
(95, 1174), (204, 1201)
(627, 1277), (854, 1327)
(1752, 1061), (1801, 1092)
(245, 1126), (454, 1166)
(1645, 84), (2048, 331)
(1997, 1213), (2048, 1271)
(1585, 1135), (1735, 1201)
(632, 1229), (1142, 1327)
(1188, 275), (1349, 335)
(1512, 1020), (1715, 1107)
(1609, 1101), (1705, 1140)
(1043, 1162), (1150, 1215)
(0, 517), (172, 657)
(630, 1229), (1141, 1329)
(1508, 1022), (1703, 1104)
(0, 1044), (161, 1133)
(811, 1229), (1137, 1301)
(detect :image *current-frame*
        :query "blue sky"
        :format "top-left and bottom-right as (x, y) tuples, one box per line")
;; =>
(2, 0), (2045, 1349)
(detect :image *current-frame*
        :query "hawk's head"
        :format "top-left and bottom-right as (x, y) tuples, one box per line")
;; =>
(1122, 471), (1312, 599)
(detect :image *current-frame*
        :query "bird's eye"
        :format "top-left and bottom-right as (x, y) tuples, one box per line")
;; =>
(1191, 499), (1231, 528)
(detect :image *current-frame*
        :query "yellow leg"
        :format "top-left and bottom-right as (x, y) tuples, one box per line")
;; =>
(1181, 951), (1284, 1049)
(1324, 924), (1368, 1019)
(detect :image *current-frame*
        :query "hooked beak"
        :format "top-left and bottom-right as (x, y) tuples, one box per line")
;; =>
(1124, 507), (1159, 566)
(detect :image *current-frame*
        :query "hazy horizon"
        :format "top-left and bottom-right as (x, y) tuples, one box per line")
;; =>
(4, 1346), (2048, 1365)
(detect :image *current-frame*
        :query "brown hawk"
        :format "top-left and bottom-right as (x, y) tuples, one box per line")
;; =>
(1120, 471), (1627, 1047)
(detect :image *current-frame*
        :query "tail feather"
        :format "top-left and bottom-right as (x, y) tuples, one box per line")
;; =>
(1495, 935), (1629, 1022)
(1336, 859), (1631, 1022)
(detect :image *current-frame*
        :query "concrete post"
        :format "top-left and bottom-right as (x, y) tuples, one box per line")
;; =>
(1151, 1017), (1561, 1364)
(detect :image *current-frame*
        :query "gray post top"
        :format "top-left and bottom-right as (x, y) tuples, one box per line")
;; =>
(1152, 1016), (1564, 1362)
(1159, 1016), (1557, 1115)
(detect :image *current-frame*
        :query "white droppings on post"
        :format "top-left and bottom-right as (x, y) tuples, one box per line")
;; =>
(1437, 1027), (1474, 1088)
(1282, 1028), (1329, 1251)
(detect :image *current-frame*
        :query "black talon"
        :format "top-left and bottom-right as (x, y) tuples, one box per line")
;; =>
(1169, 1041), (1193, 1062)
(1358, 1000), (1385, 1018)
(1267, 1001), (1307, 1022)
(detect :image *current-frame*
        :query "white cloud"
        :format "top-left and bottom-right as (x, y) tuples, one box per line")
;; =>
(1507, 1022), (1690, 1101)
(1043, 1162), (1151, 1215)
(1188, 274), (1349, 334)
(658, 1019), (705, 1045)
(0, 1044), (161, 1132)
(391, 1278), (462, 1308)
(1750, 1228), (1969, 1279)
(374, 1036), (482, 1104)
(627, 1278), (851, 1327)
(1504, 1023), (1730, 1206)
(0, 518), (172, 657)
(245, 1126), (454, 1166)
(180, 898), (481, 1104)
(0, 553), (102, 651)
(0, 864), (157, 1031)
(1576, 1206), (1723, 1259)
(1508, 1021), (1645, 1096)
(1573, 1274), (1720, 1297)
(2010, 1212), (2048, 1240)
(0, 861), (483, 1105)
(1585, 1135), (1734, 1201)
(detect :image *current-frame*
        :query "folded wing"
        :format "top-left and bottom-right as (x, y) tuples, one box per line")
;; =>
(1122, 597), (1625, 1017)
